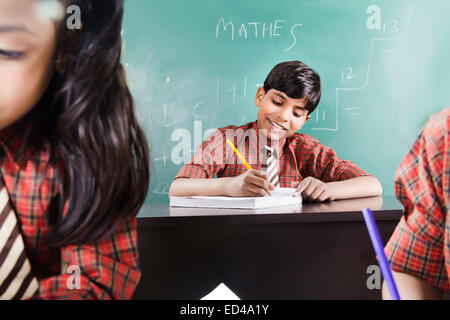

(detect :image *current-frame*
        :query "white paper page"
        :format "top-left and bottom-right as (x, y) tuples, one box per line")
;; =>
(267, 187), (296, 197)
(201, 283), (240, 300)
(189, 188), (297, 200)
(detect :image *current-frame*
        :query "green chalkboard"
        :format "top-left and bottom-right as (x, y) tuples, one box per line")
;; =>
(122, 0), (450, 206)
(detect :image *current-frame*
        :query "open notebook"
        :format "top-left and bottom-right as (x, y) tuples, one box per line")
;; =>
(170, 187), (302, 209)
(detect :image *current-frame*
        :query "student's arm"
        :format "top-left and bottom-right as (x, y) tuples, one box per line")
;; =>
(327, 175), (382, 200)
(170, 170), (274, 197)
(293, 136), (383, 201)
(32, 217), (141, 300)
(382, 271), (442, 300)
(292, 175), (382, 201)
(170, 177), (230, 197)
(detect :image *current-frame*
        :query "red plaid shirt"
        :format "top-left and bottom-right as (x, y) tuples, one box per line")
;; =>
(0, 124), (140, 299)
(176, 121), (369, 185)
(385, 108), (450, 292)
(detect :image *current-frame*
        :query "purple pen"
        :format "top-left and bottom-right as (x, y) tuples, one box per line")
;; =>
(362, 207), (401, 300)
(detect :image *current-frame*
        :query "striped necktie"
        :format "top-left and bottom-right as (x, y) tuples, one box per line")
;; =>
(264, 145), (279, 188)
(0, 173), (39, 300)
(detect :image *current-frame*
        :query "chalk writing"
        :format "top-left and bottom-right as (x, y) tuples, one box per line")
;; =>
(216, 18), (302, 52)
(284, 23), (303, 52)
(216, 76), (261, 105)
(367, 4), (401, 34)
(153, 182), (170, 195)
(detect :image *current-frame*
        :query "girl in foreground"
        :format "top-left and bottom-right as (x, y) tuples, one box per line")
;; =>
(0, 0), (149, 299)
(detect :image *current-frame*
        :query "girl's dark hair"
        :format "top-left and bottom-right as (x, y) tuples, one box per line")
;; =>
(24, 0), (150, 246)
(263, 61), (322, 114)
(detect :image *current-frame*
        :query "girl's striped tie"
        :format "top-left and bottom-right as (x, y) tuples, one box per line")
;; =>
(0, 174), (39, 300)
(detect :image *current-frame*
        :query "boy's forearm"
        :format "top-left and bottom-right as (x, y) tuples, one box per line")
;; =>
(326, 175), (382, 200)
(382, 271), (442, 300)
(169, 178), (232, 197)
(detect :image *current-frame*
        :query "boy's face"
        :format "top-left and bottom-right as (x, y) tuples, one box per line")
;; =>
(0, 0), (58, 130)
(255, 87), (311, 141)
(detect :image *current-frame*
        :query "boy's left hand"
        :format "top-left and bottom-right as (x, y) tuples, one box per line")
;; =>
(292, 177), (335, 202)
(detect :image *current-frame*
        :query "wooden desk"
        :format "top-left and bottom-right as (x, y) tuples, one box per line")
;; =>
(133, 196), (403, 299)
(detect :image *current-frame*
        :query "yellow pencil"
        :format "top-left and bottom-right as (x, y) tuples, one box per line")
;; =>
(226, 139), (252, 170)
(226, 139), (271, 196)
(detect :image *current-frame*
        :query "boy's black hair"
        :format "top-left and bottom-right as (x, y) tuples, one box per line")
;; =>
(263, 61), (321, 114)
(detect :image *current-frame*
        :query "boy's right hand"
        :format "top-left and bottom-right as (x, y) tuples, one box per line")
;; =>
(226, 170), (275, 197)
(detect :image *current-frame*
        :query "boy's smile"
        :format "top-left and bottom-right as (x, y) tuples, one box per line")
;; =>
(255, 87), (311, 141)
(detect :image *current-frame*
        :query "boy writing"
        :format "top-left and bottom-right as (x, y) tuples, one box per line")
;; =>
(169, 61), (382, 201)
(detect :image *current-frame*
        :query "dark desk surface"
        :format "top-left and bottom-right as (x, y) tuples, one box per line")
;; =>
(134, 196), (404, 300)
(137, 195), (403, 224)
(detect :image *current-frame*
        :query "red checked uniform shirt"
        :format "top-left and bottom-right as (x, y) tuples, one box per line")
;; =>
(0, 124), (140, 299)
(385, 108), (450, 292)
(176, 121), (369, 185)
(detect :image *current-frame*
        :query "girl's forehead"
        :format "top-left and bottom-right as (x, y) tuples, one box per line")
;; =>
(0, 0), (58, 38)
(0, 0), (63, 22)
(0, 0), (36, 18)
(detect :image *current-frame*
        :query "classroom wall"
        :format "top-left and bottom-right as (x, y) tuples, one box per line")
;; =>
(121, 0), (450, 207)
